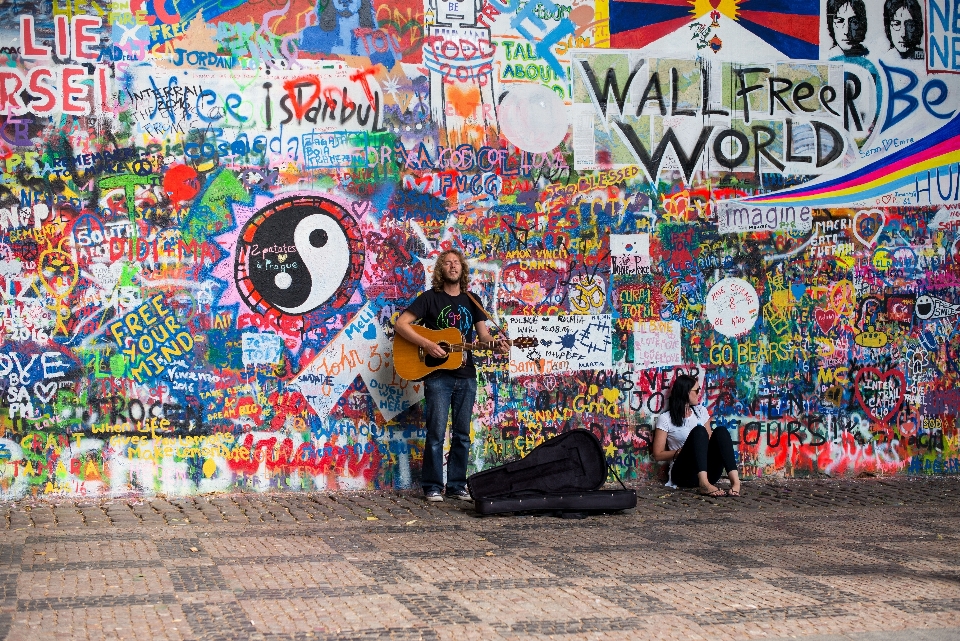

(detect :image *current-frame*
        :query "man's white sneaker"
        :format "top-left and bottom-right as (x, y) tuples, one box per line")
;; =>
(424, 492), (443, 502)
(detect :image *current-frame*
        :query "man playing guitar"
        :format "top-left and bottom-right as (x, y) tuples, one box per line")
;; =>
(395, 249), (509, 502)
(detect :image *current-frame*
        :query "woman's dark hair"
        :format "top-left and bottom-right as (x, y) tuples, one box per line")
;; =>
(667, 375), (698, 427)
(884, 0), (923, 55)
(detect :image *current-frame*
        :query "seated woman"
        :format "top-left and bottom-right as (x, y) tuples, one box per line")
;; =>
(651, 375), (741, 497)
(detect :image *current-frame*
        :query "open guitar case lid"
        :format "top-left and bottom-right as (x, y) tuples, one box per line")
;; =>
(467, 429), (637, 517)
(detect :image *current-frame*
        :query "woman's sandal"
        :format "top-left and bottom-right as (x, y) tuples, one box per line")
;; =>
(728, 488), (741, 497)
(698, 488), (728, 497)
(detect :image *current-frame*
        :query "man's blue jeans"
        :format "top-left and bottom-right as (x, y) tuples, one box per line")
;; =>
(421, 372), (477, 495)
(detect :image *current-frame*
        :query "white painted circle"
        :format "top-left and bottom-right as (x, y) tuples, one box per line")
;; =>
(498, 85), (568, 153)
(275, 271), (292, 290)
(705, 277), (760, 337)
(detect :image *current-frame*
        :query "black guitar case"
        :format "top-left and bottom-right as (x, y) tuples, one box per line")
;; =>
(467, 429), (637, 516)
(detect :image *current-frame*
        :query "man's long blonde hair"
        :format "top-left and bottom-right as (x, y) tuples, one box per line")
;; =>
(431, 249), (470, 293)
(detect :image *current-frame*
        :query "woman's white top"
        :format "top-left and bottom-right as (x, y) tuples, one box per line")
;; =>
(655, 405), (710, 453)
(655, 405), (709, 487)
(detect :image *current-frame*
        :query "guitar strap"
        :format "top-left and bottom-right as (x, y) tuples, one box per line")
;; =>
(465, 291), (509, 338)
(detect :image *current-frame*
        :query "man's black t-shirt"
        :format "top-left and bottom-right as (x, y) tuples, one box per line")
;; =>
(404, 289), (486, 379)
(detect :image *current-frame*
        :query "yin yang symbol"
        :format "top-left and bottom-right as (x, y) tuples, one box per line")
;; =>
(235, 196), (364, 316)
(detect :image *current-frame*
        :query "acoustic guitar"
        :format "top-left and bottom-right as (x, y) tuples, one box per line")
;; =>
(393, 326), (537, 380)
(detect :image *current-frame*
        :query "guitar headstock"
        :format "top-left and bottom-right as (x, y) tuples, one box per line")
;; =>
(511, 337), (538, 349)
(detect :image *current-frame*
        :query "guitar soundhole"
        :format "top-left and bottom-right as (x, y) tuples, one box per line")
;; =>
(424, 343), (451, 368)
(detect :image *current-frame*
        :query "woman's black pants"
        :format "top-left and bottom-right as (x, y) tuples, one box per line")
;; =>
(670, 425), (738, 488)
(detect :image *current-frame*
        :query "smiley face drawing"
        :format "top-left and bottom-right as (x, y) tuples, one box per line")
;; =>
(235, 196), (364, 317)
(915, 294), (960, 321)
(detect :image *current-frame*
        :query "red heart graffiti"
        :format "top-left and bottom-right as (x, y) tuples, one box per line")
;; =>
(854, 367), (905, 423)
(814, 308), (837, 334)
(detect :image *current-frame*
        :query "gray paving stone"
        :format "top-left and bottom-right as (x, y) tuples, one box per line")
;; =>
(0, 574), (18, 601)
(766, 577), (863, 603)
(16, 593), (179, 611)
(391, 594), (483, 625)
(179, 601), (258, 641)
(31, 558), (167, 571)
(509, 617), (641, 634)
(235, 586), (385, 599)
(586, 585), (676, 614)
(259, 628), (439, 641)
(0, 608), (12, 641)
(154, 537), (206, 559)
(0, 545), (22, 567)
(167, 566), (231, 592)
(690, 604), (853, 625)
(353, 559), (423, 584)
(885, 598), (960, 613)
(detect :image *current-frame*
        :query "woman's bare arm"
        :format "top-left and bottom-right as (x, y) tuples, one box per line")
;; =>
(651, 428), (679, 462)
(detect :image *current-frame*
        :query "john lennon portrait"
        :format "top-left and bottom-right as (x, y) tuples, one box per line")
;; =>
(883, 0), (924, 59)
(827, 0), (869, 57)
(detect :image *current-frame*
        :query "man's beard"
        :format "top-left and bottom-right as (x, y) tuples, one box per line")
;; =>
(337, 8), (357, 17)
(443, 273), (460, 284)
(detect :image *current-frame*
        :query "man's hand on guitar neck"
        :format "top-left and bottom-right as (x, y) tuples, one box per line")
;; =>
(463, 338), (509, 355)
(476, 327), (510, 355)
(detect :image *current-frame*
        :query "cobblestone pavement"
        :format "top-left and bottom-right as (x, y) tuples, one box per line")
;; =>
(1, 477), (959, 641)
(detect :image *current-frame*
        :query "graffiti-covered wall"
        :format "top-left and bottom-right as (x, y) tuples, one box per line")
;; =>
(0, 0), (958, 499)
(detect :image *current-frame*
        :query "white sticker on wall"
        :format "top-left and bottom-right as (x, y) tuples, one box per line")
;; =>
(498, 84), (569, 154)
(610, 233), (650, 259)
(506, 314), (612, 376)
(610, 233), (651, 276)
(705, 277), (760, 338)
(633, 320), (683, 368)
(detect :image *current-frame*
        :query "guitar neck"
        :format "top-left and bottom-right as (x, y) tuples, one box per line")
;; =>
(446, 339), (512, 353)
